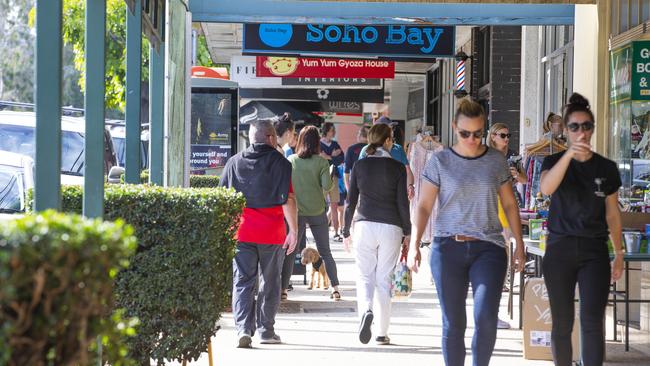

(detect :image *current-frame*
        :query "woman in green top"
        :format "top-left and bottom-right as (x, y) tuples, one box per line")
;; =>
(286, 126), (341, 300)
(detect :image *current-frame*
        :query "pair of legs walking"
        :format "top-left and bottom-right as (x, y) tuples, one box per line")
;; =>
(353, 221), (403, 343)
(283, 212), (340, 296)
(232, 242), (285, 346)
(543, 235), (610, 366)
(429, 237), (507, 366)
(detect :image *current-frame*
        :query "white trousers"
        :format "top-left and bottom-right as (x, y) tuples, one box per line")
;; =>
(353, 220), (403, 337)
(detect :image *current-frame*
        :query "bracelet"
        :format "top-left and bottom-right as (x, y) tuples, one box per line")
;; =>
(408, 184), (415, 188)
(615, 249), (625, 255)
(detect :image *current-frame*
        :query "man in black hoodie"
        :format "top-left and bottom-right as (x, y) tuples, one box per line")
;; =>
(219, 120), (298, 348)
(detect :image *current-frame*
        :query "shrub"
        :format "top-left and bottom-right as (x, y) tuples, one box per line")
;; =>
(119, 171), (220, 188)
(0, 210), (137, 366)
(29, 184), (245, 364)
(189, 175), (220, 188)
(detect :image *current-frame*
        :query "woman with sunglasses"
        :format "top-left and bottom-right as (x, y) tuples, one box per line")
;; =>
(408, 99), (526, 366)
(487, 123), (527, 185)
(539, 93), (624, 366)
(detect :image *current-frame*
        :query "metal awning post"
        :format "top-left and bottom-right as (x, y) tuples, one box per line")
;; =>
(125, 0), (142, 184)
(34, 0), (63, 212)
(149, 43), (165, 186)
(83, 0), (106, 219)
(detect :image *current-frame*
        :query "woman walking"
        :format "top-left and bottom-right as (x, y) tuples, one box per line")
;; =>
(407, 99), (526, 366)
(342, 124), (411, 345)
(286, 126), (342, 300)
(539, 93), (623, 366)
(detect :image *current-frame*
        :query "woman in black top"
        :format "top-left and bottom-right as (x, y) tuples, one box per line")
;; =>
(539, 93), (624, 366)
(343, 124), (411, 346)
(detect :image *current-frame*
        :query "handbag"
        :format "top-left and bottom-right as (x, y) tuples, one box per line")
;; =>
(391, 245), (412, 298)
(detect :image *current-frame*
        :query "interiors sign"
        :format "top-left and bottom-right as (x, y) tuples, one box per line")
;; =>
(256, 56), (394, 78)
(633, 40), (650, 100)
(243, 24), (455, 59)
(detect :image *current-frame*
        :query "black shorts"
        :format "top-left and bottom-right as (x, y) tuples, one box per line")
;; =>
(338, 191), (347, 207)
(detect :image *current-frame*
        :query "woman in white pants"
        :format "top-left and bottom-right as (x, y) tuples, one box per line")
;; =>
(342, 124), (411, 345)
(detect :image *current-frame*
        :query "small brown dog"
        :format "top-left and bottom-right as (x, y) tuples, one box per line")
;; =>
(301, 247), (329, 290)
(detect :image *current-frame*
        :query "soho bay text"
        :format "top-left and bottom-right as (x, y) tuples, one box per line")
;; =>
(305, 24), (444, 53)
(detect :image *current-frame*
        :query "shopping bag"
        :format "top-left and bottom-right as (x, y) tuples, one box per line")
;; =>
(391, 246), (412, 298)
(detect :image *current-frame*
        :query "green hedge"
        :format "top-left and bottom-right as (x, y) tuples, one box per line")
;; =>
(29, 184), (245, 364)
(0, 210), (137, 366)
(120, 171), (220, 187)
(189, 175), (220, 188)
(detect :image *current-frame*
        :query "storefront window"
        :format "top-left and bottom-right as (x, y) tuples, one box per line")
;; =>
(608, 43), (650, 209)
(540, 26), (573, 123)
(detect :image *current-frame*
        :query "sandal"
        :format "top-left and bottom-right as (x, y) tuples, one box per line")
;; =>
(330, 290), (341, 301)
(281, 292), (288, 301)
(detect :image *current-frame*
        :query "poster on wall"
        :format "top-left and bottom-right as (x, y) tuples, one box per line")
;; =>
(632, 40), (650, 100)
(610, 46), (632, 103)
(190, 91), (234, 174)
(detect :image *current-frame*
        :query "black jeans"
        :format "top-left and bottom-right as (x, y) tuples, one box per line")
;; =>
(542, 235), (610, 366)
(281, 227), (306, 290)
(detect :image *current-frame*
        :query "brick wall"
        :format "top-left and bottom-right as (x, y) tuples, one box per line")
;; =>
(489, 26), (522, 150)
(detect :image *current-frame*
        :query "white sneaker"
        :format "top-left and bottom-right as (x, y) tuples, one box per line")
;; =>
(497, 318), (511, 329)
(260, 333), (282, 344)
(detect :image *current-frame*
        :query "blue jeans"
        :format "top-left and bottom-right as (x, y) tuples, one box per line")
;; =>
(429, 237), (507, 366)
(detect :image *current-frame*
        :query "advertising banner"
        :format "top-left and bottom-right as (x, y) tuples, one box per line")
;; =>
(610, 46), (632, 103)
(256, 56), (395, 78)
(281, 77), (381, 88)
(632, 40), (650, 100)
(243, 23), (455, 59)
(231, 56), (383, 88)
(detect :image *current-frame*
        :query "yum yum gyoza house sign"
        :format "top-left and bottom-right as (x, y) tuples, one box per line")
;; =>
(243, 23), (455, 60)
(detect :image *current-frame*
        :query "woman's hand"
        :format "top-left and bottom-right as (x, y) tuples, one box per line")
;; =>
(407, 237), (421, 273)
(611, 254), (624, 282)
(567, 141), (591, 159)
(407, 184), (415, 200)
(332, 148), (342, 157)
(343, 236), (352, 253)
(510, 167), (527, 184)
(513, 242), (526, 273)
(320, 152), (332, 160)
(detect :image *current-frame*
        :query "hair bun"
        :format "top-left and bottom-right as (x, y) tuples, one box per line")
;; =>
(568, 93), (590, 109)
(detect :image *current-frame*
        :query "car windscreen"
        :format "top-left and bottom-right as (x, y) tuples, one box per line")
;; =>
(0, 167), (22, 212)
(0, 124), (85, 175)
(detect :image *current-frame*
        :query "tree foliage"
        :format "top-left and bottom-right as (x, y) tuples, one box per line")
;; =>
(0, 0), (35, 103)
(29, 0), (150, 113)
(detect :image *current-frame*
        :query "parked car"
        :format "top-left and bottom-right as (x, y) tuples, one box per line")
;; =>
(0, 150), (34, 213)
(107, 121), (149, 169)
(0, 111), (118, 185)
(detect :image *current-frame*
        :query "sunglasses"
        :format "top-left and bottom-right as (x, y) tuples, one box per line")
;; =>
(567, 121), (594, 132)
(458, 129), (484, 139)
(493, 132), (511, 139)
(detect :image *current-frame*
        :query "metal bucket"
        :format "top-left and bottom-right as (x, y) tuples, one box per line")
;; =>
(623, 231), (642, 253)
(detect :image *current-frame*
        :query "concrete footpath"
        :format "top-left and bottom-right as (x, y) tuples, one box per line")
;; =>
(172, 236), (648, 366)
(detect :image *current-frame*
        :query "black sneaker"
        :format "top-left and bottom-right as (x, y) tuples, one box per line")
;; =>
(375, 336), (391, 345)
(359, 310), (373, 344)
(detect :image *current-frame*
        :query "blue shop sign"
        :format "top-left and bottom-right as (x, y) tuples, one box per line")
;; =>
(243, 24), (455, 60)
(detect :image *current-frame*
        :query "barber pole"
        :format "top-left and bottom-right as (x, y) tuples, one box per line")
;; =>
(453, 51), (469, 98)
(456, 59), (465, 91)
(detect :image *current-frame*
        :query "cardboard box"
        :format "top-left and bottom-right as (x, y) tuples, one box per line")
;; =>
(522, 278), (580, 361)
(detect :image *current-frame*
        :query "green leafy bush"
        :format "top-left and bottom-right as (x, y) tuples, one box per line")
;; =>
(0, 210), (137, 366)
(119, 171), (219, 188)
(29, 184), (245, 364)
(189, 175), (220, 188)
